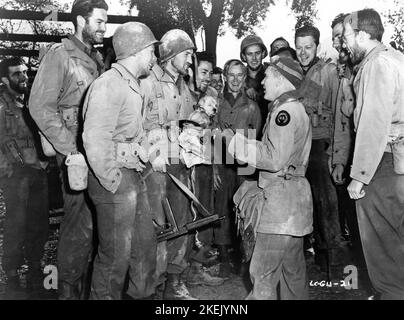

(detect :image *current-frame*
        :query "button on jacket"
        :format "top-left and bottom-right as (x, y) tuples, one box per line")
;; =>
(254, 95), (313, 236)
(29, 35), (103, 155)
(351, 44), (404, 184)
(82, 63), (145, 193)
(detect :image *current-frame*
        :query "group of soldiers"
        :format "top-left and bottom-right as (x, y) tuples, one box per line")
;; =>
(1, 0), (404, 300)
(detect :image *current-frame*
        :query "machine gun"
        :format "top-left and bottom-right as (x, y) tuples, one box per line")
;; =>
(156, 173), (225, 242)
(156, 198), (224, 242)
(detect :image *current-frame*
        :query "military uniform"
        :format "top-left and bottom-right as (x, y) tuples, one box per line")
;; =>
(0, 86), (49, 286)
(82, 62), (156, 299)
(351, 44), (404, 299)
(232, 93), (312, 300)
(245, 63), (269, 124)
(140, 64), (195, 286)
(300, 57), (351, 264)
(214, 90), (261, 247)
(29, 35), (104, 298)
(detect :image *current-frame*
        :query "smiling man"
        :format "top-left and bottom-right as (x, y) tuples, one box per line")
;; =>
(343, 8), (404, 300)
(29, 0), (108, 299)
(0, 58), (49, 299)
(214, 59), (261, 278)
(240, 35), (269, 124)
(295, 25), (351, 270)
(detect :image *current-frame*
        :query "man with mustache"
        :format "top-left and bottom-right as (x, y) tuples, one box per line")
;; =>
(214, 59), (262, 278)
(240, 35), (269, 125)
(0, 58), (49, 299)
(82, 22), (159, 300)
(344, 8), (404, 299)
(295, 25), (351, 270)
(29, 0), (108, 299)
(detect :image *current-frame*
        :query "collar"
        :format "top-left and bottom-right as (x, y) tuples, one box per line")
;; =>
(357, 43), (387, 71)
(66, 35), (104, 72)
(112, 63), (141, 94)
(152, 64), (177, 84)
(302, 56), (320, 75)
(247, 64), (266, 79)
(0, 85), (24, 108)
(223, 90), (246, 107)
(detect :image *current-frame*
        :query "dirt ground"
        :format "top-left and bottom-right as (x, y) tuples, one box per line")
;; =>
(0, 171), (373, 300)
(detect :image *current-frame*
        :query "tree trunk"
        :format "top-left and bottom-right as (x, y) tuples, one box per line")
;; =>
(203, 0), (224, 65)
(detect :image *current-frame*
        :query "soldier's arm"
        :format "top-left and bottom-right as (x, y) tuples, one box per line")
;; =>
(350, 56), (394, 184)
(82, 77), (124, 193)
(247, 100), (262, 140)
(29, 48), (77, 156)
(254, 103), (297, 171)
(0, 102), (12, 175)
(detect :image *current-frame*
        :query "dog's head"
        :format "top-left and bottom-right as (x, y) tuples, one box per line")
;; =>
(198, 96), (218, 118)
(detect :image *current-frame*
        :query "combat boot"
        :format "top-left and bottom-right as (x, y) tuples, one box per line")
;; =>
(163, 273), (197, 300)
(187, 262), (225, 286)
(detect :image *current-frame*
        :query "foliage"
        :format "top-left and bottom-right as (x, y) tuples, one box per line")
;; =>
(0, 0), (72, 67)
(290, 0), (318, 29)
(385, 0), (404, 53)
(124, 0), (274, 61)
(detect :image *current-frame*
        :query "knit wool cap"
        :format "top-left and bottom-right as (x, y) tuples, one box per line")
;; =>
(269, 56), (304, 89)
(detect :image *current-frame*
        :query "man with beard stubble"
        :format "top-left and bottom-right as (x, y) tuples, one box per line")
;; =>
(29, 0), (108, 299)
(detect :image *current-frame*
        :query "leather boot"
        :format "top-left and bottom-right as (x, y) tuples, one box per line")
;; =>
(187, 262), (225, 286)
(163, 273), (197, 300)
(218, 245), (232, 279)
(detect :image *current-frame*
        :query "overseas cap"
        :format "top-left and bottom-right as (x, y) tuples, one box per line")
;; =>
(240, 35), (268, 62)
(113, 22), (160, 60)
(159, 29), (195, 62)
(269, 56), (303, 89)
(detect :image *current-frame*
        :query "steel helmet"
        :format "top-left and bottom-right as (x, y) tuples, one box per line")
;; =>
(240, 35), (268, 62)
(113, 22), (160, 60)
(159, 29), (195, 62)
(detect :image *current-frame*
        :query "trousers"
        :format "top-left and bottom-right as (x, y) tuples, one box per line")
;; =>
(0, 166), (48, 273)
(247, 233), (308, 300)
(356, 153), (404, 300)
(88, 169), (157, 299)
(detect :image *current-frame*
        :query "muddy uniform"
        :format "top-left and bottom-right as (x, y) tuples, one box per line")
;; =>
(214, 90), (261, 246)
(82, 63), (156, 299)
(0, 87), (48, 281)
(351, 45), (404, 299)
(141, 64), (195, 284)
(300, 58), (350, 265)
(29, 35), (104, 297)
(233, 93), (312, 300)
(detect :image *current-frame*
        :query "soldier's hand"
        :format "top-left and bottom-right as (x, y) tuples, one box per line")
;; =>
(151, 156), (168, 173)
(246, 88), (257, 101)
(332, 164), (345, 185)
(213, 165), (222, 190)
(347, 179), (366, 200)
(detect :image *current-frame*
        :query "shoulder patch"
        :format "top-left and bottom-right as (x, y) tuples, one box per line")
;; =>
(275, 110), (290, 126)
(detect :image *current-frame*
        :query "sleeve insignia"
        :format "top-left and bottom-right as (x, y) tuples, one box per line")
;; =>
(275, 110), (290, 126)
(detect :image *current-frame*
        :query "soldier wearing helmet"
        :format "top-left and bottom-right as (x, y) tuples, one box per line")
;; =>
(140, 29), (224, 300)
(29, 0), (109, 300)
(82, 22), (159, 300)
(240, 35), (269, 124)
